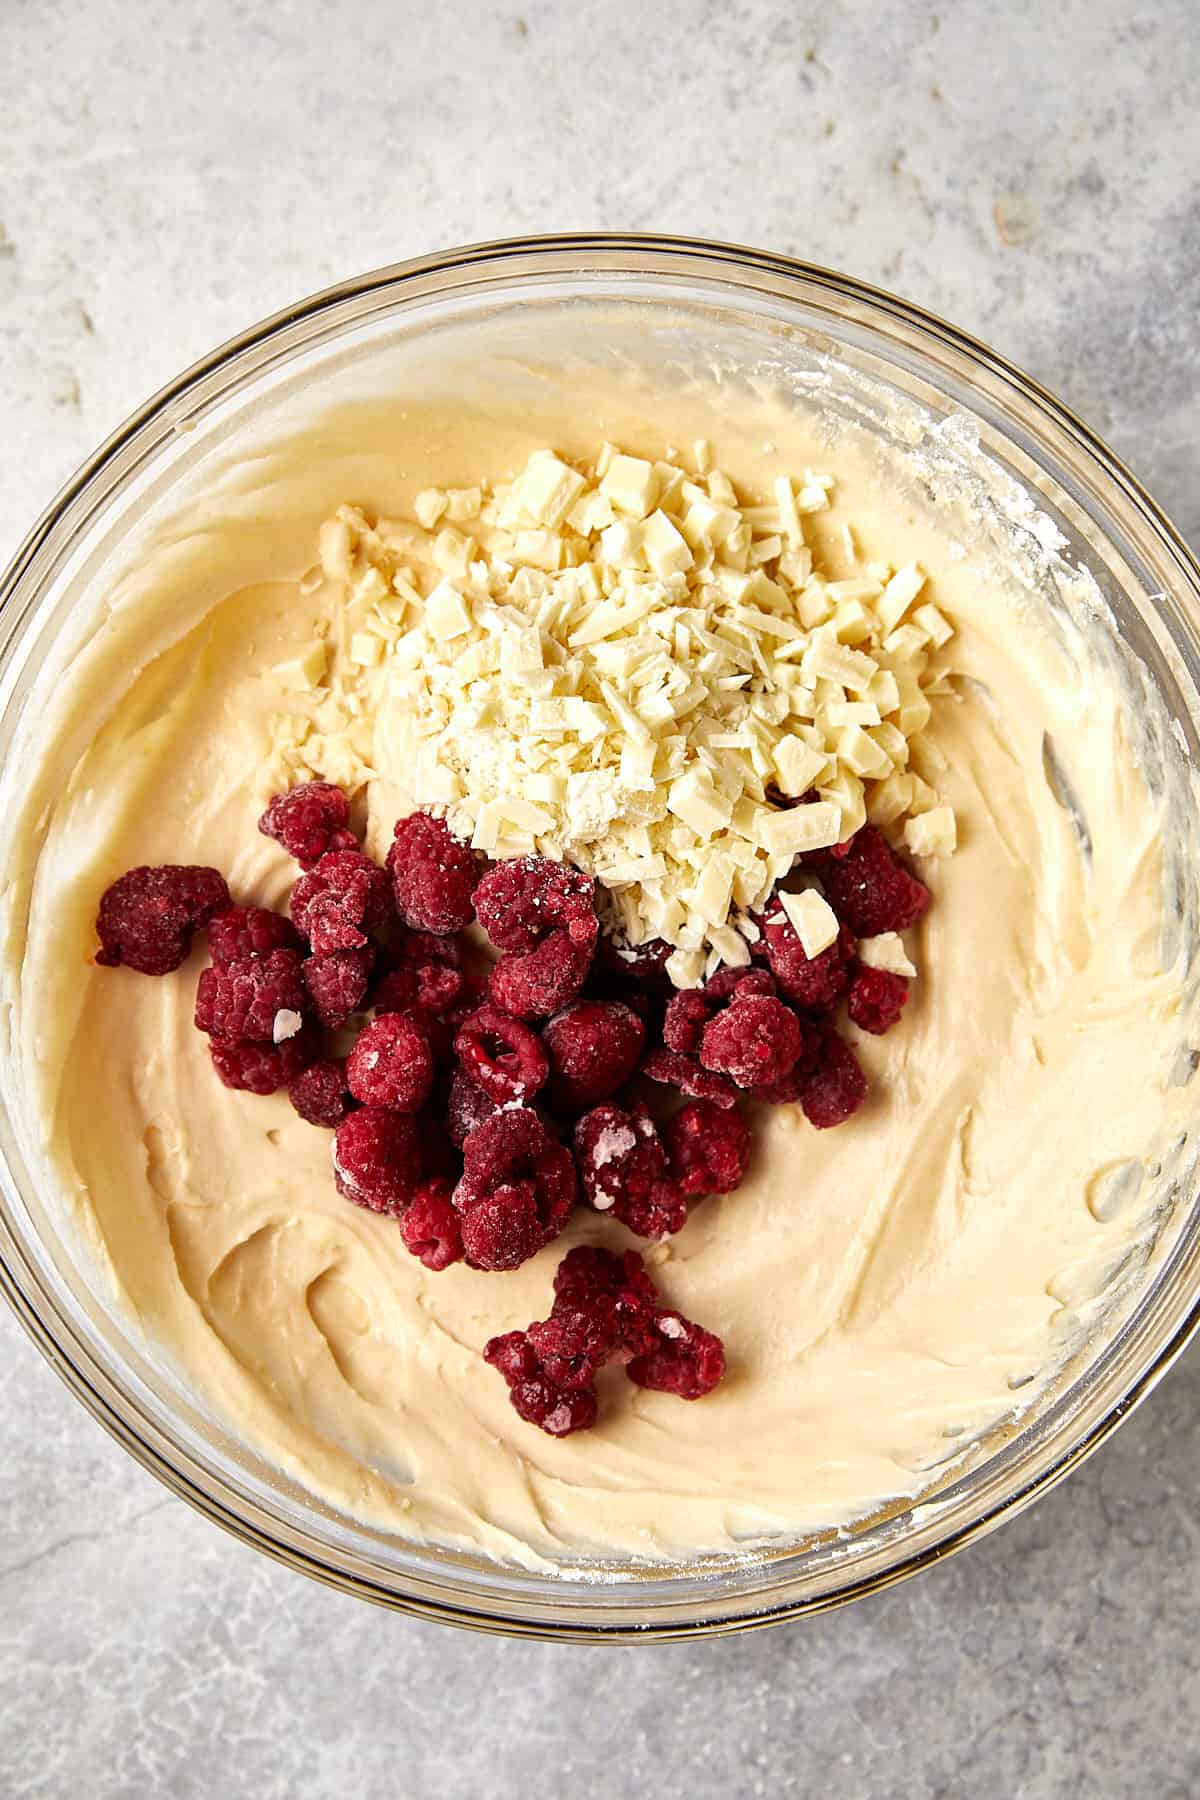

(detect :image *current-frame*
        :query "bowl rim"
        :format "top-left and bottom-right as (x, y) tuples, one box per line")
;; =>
(3, 229), (1200, 1642)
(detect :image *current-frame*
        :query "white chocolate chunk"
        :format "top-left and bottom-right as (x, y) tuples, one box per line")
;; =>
(779, 888), (840, 958)
(858, 932), (918, 977)
(904, 805), (957, 857)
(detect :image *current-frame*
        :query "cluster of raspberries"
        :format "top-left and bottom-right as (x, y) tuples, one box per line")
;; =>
(95, 781), (929, 1436)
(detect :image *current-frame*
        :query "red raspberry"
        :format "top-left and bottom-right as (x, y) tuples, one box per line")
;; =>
(332, 1105), (422, 1214)
(195, 948), (307, 1042)
(454, 1109), (576, 1271)
(798, 1029), (867, 1129)
(96, 865), (230, 976)
(596, 934), (673, 983)
(662, 969), (776, 1054)
(664, 1100), (751, 1197)
(699, 994), (804, 1090)
(346, 1013), (434, 1112)
(373, 933), (466, 1020)
(489, 927), (595, 1020)
(821, 826), (931, 936)
(473, 856), (596, 953)
(703, 966), (777, 1002)
(543, 1000), (645, 1111)
(445, 1068), (501, 1148)
(302, 945), (375, 1028)
(484, 1328), (540, 1386)
(399, 1178), (464, 1271)
(552, 1244), (659, 1341)
(525, 1309), (617, 1389)
(753, 901), (856, 1010)
(291, 850), (392, 948)
(491, 1362), (599, 1437)
(387, 813), (478, 934)
(847, 964), (910, 1034)
(209, 1023), (318, 1096)
(208, 905), (301, 964)
(259, 781), (357, 868)
(287, 1058), (353, 1127)
(745, 1065), (808, 1106)
(627, 1313), (726, 1400)
(640, 1048), (738, 1109)
(454, 1004), (549, 1105)
(574, 1103), (687, 1239)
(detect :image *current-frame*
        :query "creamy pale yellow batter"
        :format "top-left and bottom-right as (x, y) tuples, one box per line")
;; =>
(3, 357), (1194, 1566)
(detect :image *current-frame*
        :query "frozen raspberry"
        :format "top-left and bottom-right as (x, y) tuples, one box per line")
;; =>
(291, 850), (392, 949)
(525, 1309), (616, 1389)
(287, 1057), (353, 1127)
(473, 856), (596, 953)
(627, 1313), (726, 1400)
(640, 1048), (738, 1109)
(96, 865), (230, 976)
(489, 927), (595, 1020)
(483, 1328), (540, 1387)
(596, 934), (673, 983)
(746, 1065), (808, 1106)
(399, 1178), (464, 1271)
(373, 934), (466, 1020)
(259, 781), (357, 867)
(493, 1363), (599, 1437)
(302, 945), (375, 1028)
(703, 966), (777, 1003)
(454, 1004), (549, 1105)
(445, 1068), (502, 1147)
(551, 1245), (660, 1357)
(209, 1022), (318, 1096)
(798, 1029), (867, 1129)
(574, 1103), (687, 1238)
(346, 1013), (434, 1112)
(454, 1109), (576, 1271)
(332, 1105), (422, 1214)
(543, 1000), (645, 1112)
(195, 948), (306, 1042)
(700, 994), (803, 1090)
(208, 905), (301, 965)
(754, 903), (857, 1011)
(821, 826), (931, 936)
(387, 812), (478, 934)
(661, 989), (712, 1055)
(664, 1100), (752, 1197)
(847, 964), (910, 1035)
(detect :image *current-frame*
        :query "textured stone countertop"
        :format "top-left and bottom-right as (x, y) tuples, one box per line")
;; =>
(2, 2), (1198, 1795)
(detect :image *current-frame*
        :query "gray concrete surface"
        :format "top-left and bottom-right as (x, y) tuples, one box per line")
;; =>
(2, 1), (1199, 1794)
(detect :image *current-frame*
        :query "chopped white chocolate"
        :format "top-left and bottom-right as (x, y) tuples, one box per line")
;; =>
(858, 932), (918, 977)
(295, 445), (956, 983)
(779, 888), (840, 958)
(904, 805), (957, 857)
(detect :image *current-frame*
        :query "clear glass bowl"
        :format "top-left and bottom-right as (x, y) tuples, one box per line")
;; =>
(2, 234), (1199, 1641)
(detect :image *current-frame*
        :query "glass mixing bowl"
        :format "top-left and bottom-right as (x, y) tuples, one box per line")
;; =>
(2, 234), (1199, 1641)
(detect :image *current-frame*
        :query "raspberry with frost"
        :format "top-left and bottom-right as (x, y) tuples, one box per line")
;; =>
(453, 1108), (576, 1271)
(96, 865), (230, 976)
(847, 965), (910, 1035)
(574, 1103), (687, 1239)
(445, 1068), (502, 1148)
(453, 1004), (549, 1106)
(259, 781), (357, 867)
(399, 1178), (464, 1271)
(543, 1000), (645, 1112)
(209, 1023), (318, 1097)
(332, 1105), (422, 1214)
(489, 927), (595, 1020)
(287, 1058), (353, 1127)
(473, 856), (596, 954)
(290, 850), (392, 948)
(664, 1099), (751, 1197)
(626, 1314), (726, 1400)
(208, 905), (301, 965)
(699, 994), (804, 1090)
(387, 812), (478, 935)
(302, 945), (376, 1028)
(821, 826), (930, 937)
(346, 1013), (434, 1112)
(640, 1048), (738, 1109)
(195, 948), (307, 1042)
(753, 903), (857, 1011)
(797, 1028), (867, 1129)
